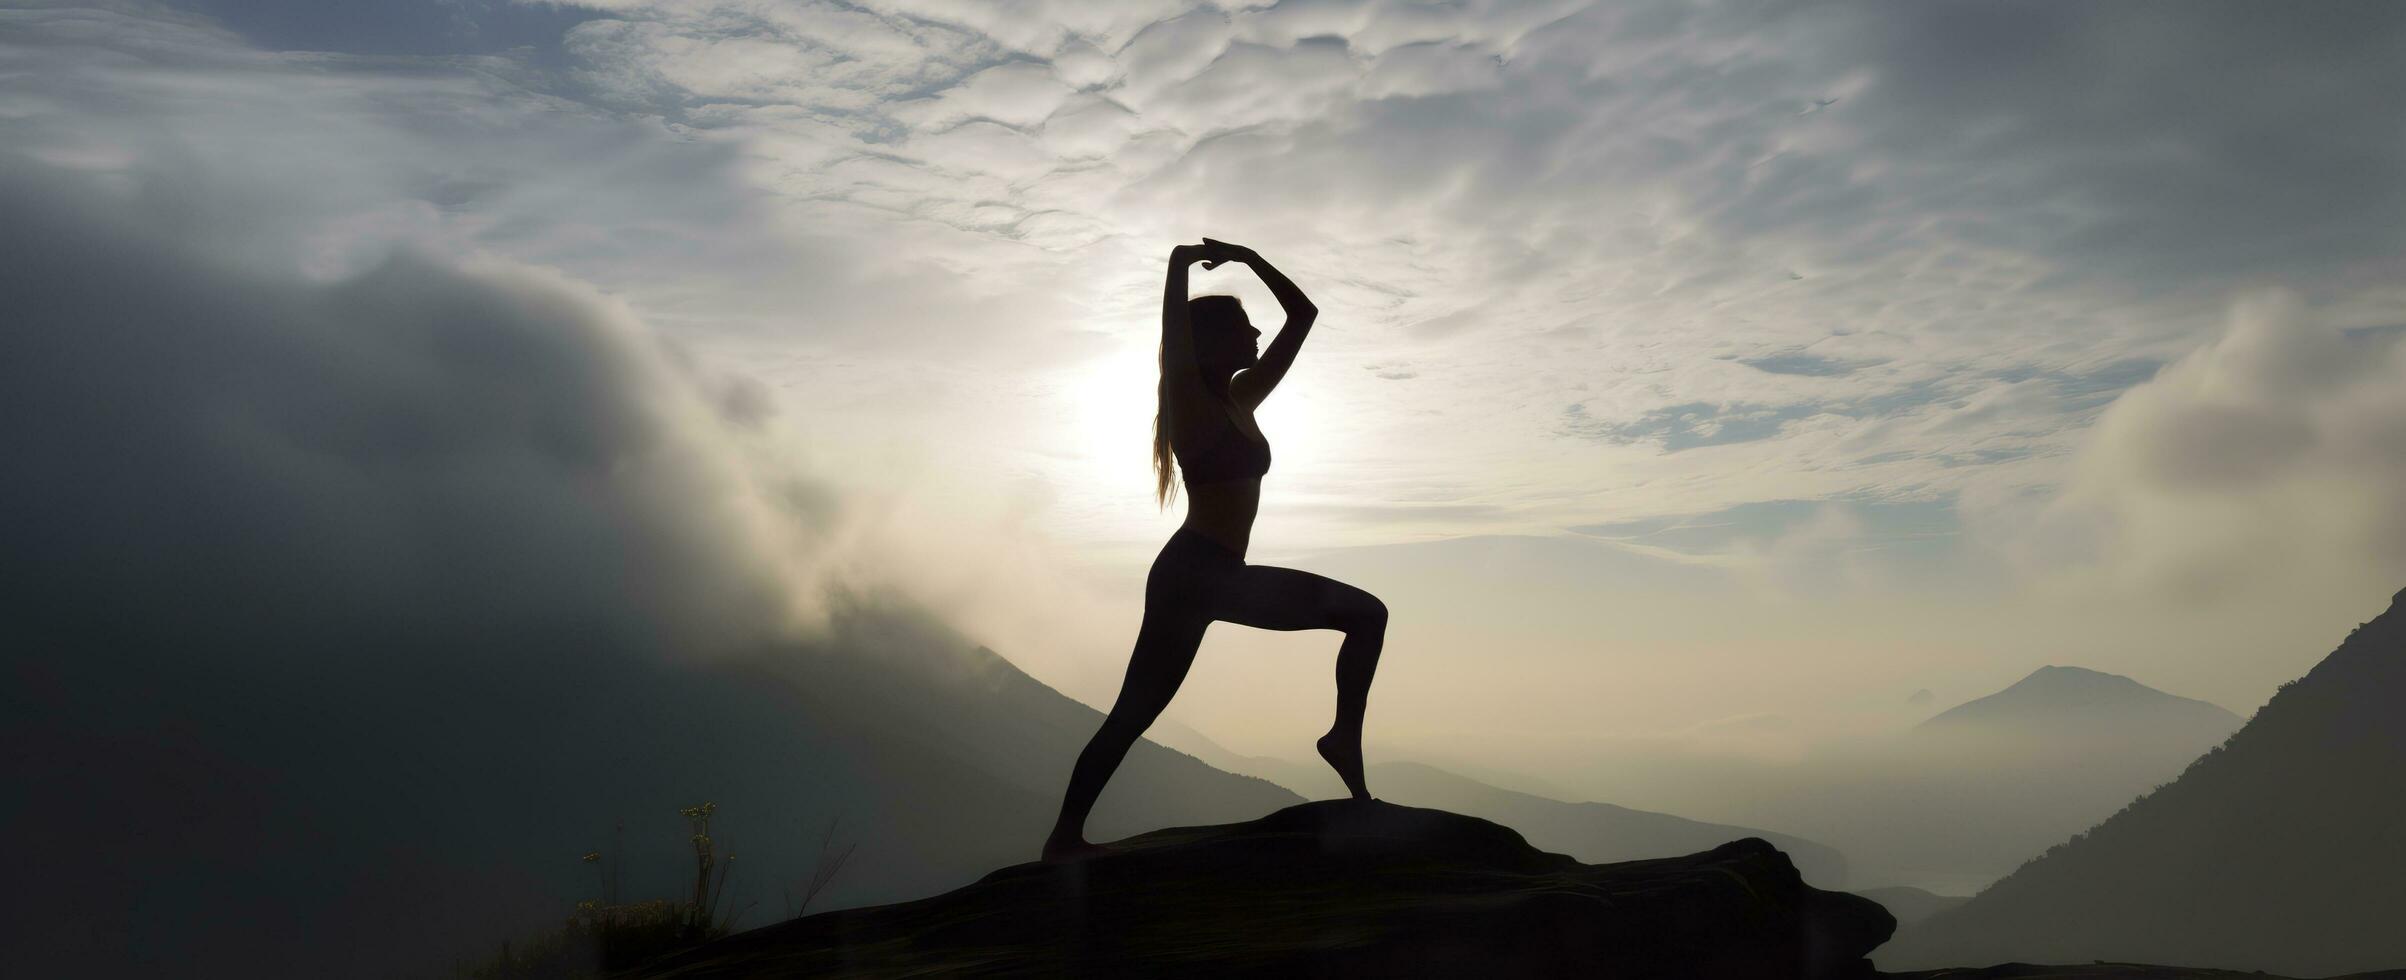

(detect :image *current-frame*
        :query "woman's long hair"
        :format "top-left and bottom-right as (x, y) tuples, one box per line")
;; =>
(1155, 295), (1248, 508)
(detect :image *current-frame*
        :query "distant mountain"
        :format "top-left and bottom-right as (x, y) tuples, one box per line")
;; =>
(1144, 714), (1251, 770)
(639, 800), (1892, 979)
(1160, 729), (1581, 804)
(1882, 588), (2406, 976)
(1634, 665), (2247, 895)
(1918, 665), (2240, 736)
(769, 604), (1307, 884)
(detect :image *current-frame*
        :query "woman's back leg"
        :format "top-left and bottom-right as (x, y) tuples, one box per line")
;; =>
(1045, 606), (1210, 858)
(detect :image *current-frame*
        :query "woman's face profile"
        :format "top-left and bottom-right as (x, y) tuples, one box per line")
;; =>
(1202, 315), (1261, 373)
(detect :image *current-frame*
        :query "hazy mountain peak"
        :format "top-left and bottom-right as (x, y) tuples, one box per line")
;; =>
(2009, 664), (2151, 696)
(1920, 664), (2237, 728)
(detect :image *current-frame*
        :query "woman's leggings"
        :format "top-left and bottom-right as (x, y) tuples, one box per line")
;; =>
(1051, 524), (1388, 837)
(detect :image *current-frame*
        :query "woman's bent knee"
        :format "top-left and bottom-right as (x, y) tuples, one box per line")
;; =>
(1337, 591), (1388, 634)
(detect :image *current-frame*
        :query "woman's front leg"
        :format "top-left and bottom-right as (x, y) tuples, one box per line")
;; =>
(1212, 564), (1388, 800)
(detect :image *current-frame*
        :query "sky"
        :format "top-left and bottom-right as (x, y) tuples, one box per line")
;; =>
(6, 0), (2405, 786)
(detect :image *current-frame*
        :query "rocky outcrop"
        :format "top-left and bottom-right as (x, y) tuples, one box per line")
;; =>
(631, 799), (1893, 979)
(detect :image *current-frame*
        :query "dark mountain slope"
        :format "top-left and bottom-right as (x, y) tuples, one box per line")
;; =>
(1882, 588), (2406, 975)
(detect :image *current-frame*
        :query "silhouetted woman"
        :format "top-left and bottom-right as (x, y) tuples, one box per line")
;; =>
(1044, 238), (1389, 862)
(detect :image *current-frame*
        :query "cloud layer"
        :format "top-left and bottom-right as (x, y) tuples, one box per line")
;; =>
(2028, 294), (2406, 599)
(26, 0), (2401, 569)
(448, 0), (2406, 565)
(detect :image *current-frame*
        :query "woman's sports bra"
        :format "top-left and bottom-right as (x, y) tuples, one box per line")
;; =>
(1176, 405), (1271, 488)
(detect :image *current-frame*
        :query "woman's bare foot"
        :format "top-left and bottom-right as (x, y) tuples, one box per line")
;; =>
(1316, 730), (1372, 801)
(1041, 836), (1114, 863)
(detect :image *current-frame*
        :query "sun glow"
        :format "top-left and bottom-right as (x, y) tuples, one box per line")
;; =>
(1044, 332), (1347, 552)
(1043, 343), (1174, 547)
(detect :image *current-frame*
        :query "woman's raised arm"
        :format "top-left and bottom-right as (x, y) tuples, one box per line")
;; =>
(1214, 239), (1317, 409)
(1161, 243), (1211, 408)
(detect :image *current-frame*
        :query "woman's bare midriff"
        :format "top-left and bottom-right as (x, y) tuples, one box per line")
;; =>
(1182, 479), (1260, 558)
